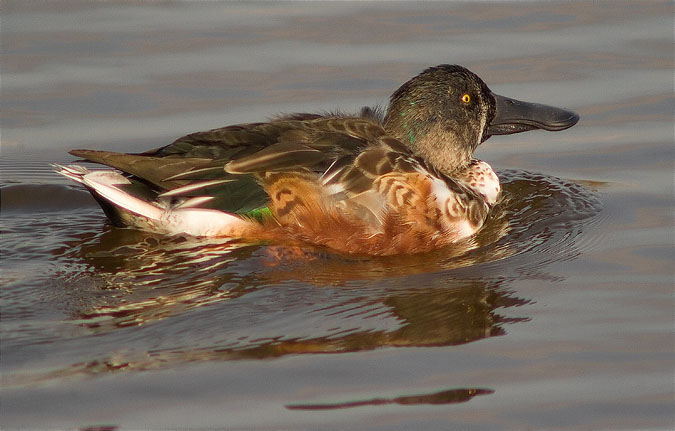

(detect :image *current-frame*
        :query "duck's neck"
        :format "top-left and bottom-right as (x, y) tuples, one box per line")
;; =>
(384, 113), (474, 176)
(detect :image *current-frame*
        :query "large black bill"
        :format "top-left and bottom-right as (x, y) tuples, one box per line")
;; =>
(486, 93), (579, 136)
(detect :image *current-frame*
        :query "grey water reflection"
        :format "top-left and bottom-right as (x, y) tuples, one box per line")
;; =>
(4, 169), (601, 387)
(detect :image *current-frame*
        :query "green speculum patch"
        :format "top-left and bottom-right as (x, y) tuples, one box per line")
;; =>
(243, 206), (273, 223)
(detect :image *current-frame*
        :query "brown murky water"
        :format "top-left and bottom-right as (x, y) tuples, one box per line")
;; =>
(1, 2), (673, 430)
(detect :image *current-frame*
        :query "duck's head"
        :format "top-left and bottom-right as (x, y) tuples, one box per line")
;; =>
(383, 65), (579, 174)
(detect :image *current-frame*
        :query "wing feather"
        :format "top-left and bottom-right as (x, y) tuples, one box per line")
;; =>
(68, 117), (414, 216)
(225, 142), (325, 174)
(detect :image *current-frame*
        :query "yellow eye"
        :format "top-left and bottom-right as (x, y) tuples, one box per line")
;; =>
(461, 93), (471, 104)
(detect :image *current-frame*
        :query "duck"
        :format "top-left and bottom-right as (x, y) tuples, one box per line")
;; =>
(54, 65), (578, 256)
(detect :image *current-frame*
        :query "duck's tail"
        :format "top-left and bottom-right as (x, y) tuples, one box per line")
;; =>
(52, 164), (250, 237)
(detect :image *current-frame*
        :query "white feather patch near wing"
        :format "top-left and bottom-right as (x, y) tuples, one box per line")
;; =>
(161, 208), (246, 237)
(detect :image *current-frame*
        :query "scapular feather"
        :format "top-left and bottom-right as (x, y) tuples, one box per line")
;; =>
(225, 142), (325, 174)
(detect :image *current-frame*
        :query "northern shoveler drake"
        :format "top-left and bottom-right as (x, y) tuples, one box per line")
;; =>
(54, 65), (578, 255)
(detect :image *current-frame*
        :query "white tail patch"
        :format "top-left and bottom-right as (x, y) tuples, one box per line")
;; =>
(53, 164), (248, 237)
(54, 164), (163, 220)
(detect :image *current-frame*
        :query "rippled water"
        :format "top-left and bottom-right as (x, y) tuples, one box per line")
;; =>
(1, 2), (673, 430)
